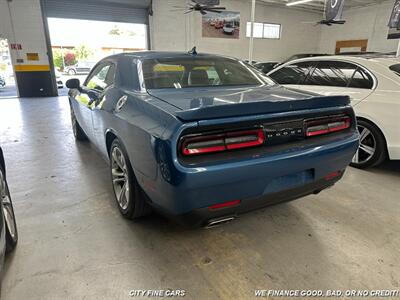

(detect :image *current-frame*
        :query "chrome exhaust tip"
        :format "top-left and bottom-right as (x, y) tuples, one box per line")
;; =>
(205, 216), (235, 228)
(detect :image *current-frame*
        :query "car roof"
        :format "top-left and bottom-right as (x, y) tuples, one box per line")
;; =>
(280, 55), (400, 67)
(104, 51), (232, 61)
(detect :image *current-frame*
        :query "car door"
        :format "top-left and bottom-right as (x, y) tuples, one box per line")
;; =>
(83, 62), (93, 74)
(73, 63), (112, 140)
(76, 62), (84, 74)
(91, 62), (117, 151)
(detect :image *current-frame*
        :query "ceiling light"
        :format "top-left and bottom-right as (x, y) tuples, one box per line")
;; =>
(286, 0), (313, 6)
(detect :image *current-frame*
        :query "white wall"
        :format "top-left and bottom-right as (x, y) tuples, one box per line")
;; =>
(318, 0), (398, 54)
(0, 0), (50, 67)
(150, 0), (323, 61)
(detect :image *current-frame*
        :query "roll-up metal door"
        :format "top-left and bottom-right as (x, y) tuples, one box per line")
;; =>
(41, 0), (150, 24)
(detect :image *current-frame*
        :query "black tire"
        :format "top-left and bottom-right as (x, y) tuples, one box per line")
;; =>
(0, 168), (18, 253)
(70, 106), (87, 141)
(350, 119), (387, 169)
(109, 139), (151, 219)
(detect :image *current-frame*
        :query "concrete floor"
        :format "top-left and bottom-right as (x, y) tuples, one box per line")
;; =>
(0, 96), (399, 300)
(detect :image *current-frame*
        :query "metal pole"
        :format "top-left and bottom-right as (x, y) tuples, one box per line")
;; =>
(248, 0), (256, 63)
(61, 46), (65, 70)
(397, 39), (400, 58)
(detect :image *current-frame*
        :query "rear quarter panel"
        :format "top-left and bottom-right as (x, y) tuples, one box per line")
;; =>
(98, 89), (182, 181)
(354, 90), (400, 160)
(353, 63), (400, 159)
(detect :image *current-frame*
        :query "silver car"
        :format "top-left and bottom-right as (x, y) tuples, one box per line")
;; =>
(0, 75), (5, 89)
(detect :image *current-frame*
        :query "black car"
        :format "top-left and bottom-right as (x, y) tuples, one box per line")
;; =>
(254, 54), (329, 75)
(254, 62), (279, 74)
(281, 53), (329, 65)
(0, 147), (18, 271)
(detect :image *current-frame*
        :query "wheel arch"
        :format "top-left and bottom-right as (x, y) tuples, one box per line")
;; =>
(105, 129), (119, 157)
(356, 116), (389, 154)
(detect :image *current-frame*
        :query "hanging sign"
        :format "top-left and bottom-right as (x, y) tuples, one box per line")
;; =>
(388, 0), (400, 39)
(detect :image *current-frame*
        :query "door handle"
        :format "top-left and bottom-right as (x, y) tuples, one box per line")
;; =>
(115, 95), (128, 113)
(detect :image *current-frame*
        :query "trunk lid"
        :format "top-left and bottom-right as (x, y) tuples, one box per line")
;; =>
(147, 85), (350, 121)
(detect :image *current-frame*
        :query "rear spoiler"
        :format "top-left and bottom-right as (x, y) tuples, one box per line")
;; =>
(175, 95), (350, 121)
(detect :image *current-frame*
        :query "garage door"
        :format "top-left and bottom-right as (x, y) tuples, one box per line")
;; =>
(41, 0), (151, 24)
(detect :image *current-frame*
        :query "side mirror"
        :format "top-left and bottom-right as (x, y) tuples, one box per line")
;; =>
(66, 78), (80, 89)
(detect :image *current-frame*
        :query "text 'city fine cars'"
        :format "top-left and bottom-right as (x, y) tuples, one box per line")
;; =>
(66, 51), (359, 227)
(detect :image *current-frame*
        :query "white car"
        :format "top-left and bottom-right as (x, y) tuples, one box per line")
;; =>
(54, 69), (63, 89)
(223, 23), (235, 35)
(268, 55), (400, 169)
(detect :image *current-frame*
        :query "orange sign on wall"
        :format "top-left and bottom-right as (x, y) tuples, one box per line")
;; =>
(335, 39), (368, 54)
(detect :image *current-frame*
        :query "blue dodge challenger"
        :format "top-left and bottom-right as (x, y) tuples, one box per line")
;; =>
(66, 51), (359, 227)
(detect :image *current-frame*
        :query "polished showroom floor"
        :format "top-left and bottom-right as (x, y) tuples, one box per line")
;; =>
(0, 97), (399, 300)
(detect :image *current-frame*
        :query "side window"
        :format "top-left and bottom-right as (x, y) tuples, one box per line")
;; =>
(105, 63), (116, 87)
(269, 62), (313, 85)
(349, 67), (374, 89)
(85, 64), (113, 91)
(305, 61), (357, 87)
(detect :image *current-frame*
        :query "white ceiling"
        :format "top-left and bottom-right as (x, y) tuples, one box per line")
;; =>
(258, 0), (390, 12)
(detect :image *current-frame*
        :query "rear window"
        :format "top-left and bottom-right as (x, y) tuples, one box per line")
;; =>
(390, 64), (400, 77)
(141, 57), (264, 89)
(268, 62), (313, 85)
(305, 61), (373, 89)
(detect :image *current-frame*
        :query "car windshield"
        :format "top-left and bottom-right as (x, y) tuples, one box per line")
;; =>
(389, 64), (400, 77)
(141, 57), (266, 89)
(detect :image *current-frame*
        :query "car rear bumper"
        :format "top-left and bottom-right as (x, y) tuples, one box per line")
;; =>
(143, 132), (359, 226)
(175, 175), (340, 227)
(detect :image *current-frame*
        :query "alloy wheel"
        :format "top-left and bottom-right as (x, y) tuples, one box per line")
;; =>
(0, 171), (17, 241)
(352, 124), (376, 165)
(111, 147), (130, 210)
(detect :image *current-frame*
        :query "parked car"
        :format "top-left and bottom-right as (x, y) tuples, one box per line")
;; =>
(223, 23), (235, 34)
(254, 62), (279, 74)
(0, 75), (5, 89)
(268, 55), (400, 169)
(0, 147), (18, 272)
(65, 61), (96, 75)
(54, 69), (63, 89)
(66, 52), (358, 227)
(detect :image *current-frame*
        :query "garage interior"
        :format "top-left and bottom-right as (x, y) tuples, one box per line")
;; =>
(0, 0), (399, 299)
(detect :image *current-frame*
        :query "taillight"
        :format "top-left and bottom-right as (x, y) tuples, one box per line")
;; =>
(181, 128), (265, 156)
(325, 170), (342, 180)
(208, 200), (241, 211)
(305, 116), (351, 137)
